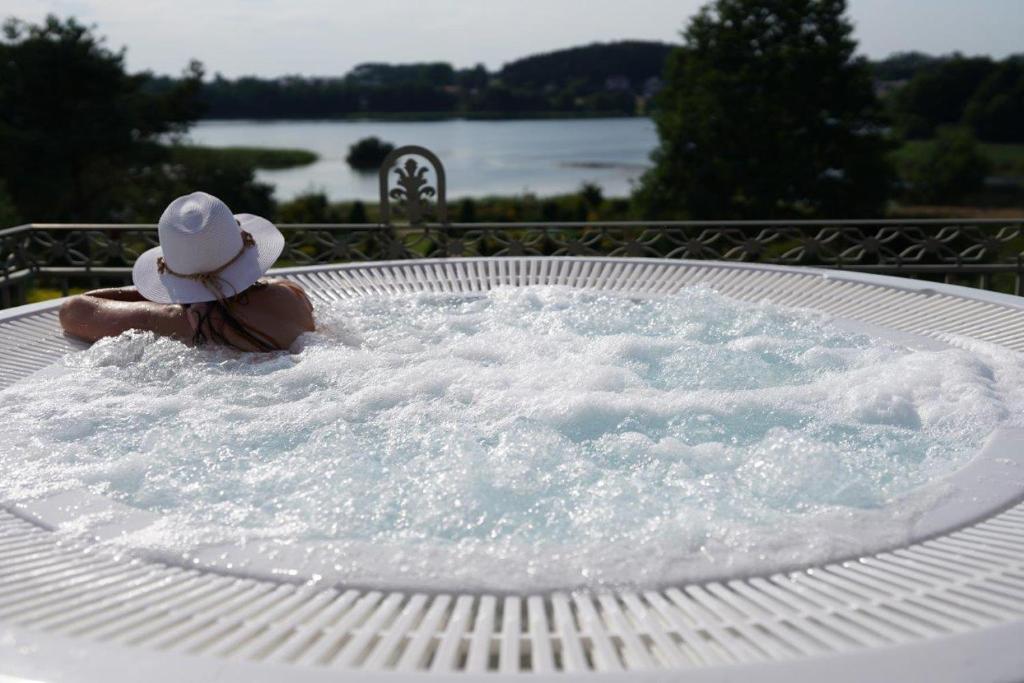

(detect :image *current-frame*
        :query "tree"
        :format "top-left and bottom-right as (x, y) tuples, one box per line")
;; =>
(870, 52), (940, 82)
(457, 64), (489, 91)
(0, 181), (19, 228)
(0, 16), (203, 221)
(903, 127), (991, 204)
(579, 183), (604, 210)
(467, 84), (548, 113)
(346, 137), (395, 171)
(456, 199), (477, 222)
(347, 201), (368, 224)
(276, 192), (335, 223)
(891, 55), (996, 139)
(346, 62), (455, 88)
(964, 61), (1024, 143)
(634, 0), (894, 219)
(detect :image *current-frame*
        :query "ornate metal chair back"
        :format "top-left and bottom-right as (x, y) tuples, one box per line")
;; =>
(378, 145), (448, 227)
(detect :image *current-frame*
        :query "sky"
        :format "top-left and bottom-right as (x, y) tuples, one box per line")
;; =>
(4, 0), (1023, 78)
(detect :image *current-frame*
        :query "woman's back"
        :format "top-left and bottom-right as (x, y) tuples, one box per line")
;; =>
(186, 279), (315, 351)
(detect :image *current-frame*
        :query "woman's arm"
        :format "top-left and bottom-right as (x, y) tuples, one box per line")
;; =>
(59, 289), (190, 343)
(74, 286), (148, 302)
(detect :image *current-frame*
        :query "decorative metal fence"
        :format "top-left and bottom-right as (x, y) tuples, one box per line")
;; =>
(2, 145), (1024, 308)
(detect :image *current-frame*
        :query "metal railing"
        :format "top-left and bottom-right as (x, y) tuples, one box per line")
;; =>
(2, 145), (1024, 307)
(5, 218), (1024, 307)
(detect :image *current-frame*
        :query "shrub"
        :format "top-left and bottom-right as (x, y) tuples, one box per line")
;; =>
(276, 192), (338, 223)
(0, 181), (20, 228)
(347, 200), (368, 223)
(904, 127), (991, 204)
(346, 137), (395, 171)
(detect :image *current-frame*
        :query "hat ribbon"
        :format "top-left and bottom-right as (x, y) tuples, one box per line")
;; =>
(156, 230), (257, 302)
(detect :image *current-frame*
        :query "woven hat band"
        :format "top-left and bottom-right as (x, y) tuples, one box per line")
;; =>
(156, 231), (256, 302)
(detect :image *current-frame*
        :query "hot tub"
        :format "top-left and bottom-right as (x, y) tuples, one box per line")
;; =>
(2, 257), (1024, 682)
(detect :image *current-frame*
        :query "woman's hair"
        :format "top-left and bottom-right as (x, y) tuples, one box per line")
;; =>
(186, 280), (282, 351)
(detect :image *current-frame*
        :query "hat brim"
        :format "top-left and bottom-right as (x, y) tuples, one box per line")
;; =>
(132, 214), (285, 305)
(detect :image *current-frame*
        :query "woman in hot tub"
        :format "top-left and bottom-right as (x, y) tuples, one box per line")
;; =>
(59, 192), (314, 352)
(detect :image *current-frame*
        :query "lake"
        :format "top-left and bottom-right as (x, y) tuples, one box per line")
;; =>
(187, 118), (659, 202)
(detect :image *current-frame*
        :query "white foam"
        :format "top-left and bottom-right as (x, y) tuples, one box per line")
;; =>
(3, 285), (1024, 590)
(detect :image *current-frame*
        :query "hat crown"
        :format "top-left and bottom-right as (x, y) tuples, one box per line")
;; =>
(158, 192), (242, 275)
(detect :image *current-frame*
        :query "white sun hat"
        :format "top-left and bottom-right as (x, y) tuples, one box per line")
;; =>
(132, 192), (285, 304)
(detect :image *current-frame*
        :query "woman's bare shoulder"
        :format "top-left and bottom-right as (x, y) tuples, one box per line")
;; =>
(260, 279), (311, 304)
(254, 280), (315, 328)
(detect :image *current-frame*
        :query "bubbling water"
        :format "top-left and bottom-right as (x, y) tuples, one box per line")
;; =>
(2, 285), (1024, 590)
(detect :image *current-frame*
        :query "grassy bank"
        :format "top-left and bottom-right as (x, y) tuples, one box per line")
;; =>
(168, 145), (319, 170)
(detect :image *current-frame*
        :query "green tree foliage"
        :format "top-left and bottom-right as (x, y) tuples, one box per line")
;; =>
(964, 62), (1024, 143)
(575, 182), (605, 220)
(871, 50), (1024, 145)
(346, 62), (455, 87)
(0, 181), (20, 228)
(883, 53), (1024, 143)
(276, 192), (338, 223)
(891, 55), (997, 139)
(346, 137), (395, 171)
(200, 75), (355, 118)
(465, 84), (549, 114)
(0, 16), (203, 221)
(903, 127), (991, 204)
(456, 199), (477, 222)
(347, 200), (368, 224)
(870, 52), (941, 81)
(273, 193), (637, 226)
(635, 0), (893, 219)
(579, 182), (604, 210)
(199, 74), (457, 118)
(499, 41), (674, 91)
(457, 64), (489, 91)
(578, 90), (637, 115)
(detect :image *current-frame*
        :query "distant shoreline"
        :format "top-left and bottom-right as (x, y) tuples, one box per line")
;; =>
(195, 112), (652, 124)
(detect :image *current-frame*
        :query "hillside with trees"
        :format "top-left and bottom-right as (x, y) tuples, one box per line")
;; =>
(188, 42), (674, 119)
(499, 41), (673, 91)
